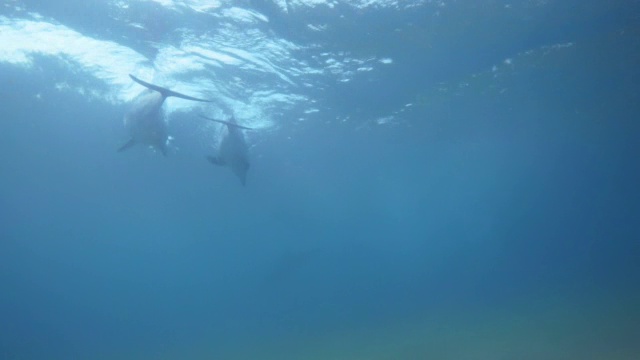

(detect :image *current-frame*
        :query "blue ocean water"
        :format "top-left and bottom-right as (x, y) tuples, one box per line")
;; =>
(1, 1), (639, 359)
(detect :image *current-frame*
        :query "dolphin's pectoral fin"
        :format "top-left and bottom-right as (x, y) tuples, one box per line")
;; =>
(129, 74), (212, 102)
(117, 138), (136, 152)
(206, 156), (226, 166)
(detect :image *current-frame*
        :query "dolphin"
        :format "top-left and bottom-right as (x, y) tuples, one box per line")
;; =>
(200, 114), (254, 186)
(118, 74), (211, 156)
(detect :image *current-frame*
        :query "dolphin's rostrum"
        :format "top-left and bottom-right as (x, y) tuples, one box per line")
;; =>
(200, 114), (254, 186)
(119, 74), (211, 156)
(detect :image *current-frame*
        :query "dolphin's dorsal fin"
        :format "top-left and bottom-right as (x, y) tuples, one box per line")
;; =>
(117, 138), (137, 152)
(129, 74), (212, 102)
(206, 156), (226, 166)
(199, 114), (254, 130)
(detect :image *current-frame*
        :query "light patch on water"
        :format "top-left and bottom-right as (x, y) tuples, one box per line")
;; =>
(130, 0), (224, 13)
(188, 0), (224, 13)
(0, 16), (148, 103)
(155, 45), (207, 74)
(219, 46), (296, 85)
(275, 0), (429, 10)
(376, 116), (394, 125)
(183, 46), (242, 66)
(320, 53), (391, 82)
(2, 0), (23, 12)
(221, 7), (269, 23)
(128, 22), (145, 30)
(307, 24), (327, 32)
(113, 0), (129, 9)
(552, 42), (574, 49)
(141, 0), (175, 8)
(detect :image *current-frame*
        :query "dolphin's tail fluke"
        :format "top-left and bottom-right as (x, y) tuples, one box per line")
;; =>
(199, 114), (254, 130)
(129, 74), (212, 102)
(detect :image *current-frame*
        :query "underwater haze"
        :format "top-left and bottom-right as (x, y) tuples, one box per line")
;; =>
(1, 0), (639, 359)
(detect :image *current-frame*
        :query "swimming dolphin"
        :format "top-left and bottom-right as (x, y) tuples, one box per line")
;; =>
(118, 74), (211, 156)
(200, 114), (253, 186)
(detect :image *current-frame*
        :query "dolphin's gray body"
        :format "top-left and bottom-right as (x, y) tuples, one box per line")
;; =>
(200, 115), (253, 186)
(119, 74), (211, 156)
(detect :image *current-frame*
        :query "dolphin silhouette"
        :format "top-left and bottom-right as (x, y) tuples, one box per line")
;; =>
(200, 114), (254, 186)
(118, 74), (211, 156)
